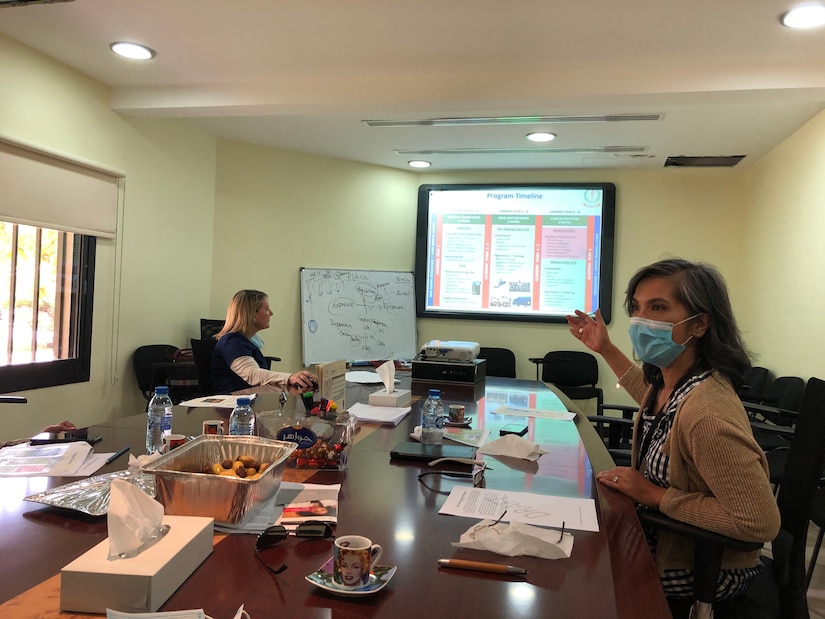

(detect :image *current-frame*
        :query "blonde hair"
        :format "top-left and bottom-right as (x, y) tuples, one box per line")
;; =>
(216, 290), (268, 339)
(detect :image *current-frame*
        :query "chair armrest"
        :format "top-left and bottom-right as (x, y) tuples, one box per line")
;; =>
(636, 508), (763, 553)
(586, 415), (634, 429)
(264, 356), (282, 368)
(599, 403), (637, 418)
(743, 401), (798, 423)
(0, 396), (27, 403)
(750, 420), (796, 438)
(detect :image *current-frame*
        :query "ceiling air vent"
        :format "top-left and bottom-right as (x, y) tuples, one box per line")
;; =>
(664, 155), (745, 168)
(0, 0), (73, 6)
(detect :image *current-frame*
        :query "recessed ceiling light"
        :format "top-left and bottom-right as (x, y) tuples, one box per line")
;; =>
(109, 42), (156, 60)
(526, 132), (556, 143)
(408, 160), (431, 168)
(780, 3), (825, 28)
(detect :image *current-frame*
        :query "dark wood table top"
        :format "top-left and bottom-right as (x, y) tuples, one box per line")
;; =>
(0, 376), (669, 618)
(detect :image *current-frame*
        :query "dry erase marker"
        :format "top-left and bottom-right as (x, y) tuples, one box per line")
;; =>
(437, 559), (527, 575)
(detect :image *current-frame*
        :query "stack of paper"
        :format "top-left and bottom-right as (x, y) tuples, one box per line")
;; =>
(178, 394), (257, 408)
(0, 441), (109, 477)
(348, 402), (411, 426)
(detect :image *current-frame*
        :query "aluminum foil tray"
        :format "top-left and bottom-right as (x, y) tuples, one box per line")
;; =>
(141, 435), (296, 525)
(24, 469), (156, 516)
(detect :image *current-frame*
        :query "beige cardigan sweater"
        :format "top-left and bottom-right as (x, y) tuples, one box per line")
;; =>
(621, 365), (780, 571)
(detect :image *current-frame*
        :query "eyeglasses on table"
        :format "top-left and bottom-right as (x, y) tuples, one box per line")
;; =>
(254, 521), (335, 575)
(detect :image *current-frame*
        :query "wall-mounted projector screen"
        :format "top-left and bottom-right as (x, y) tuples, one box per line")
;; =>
(415, 183), (616, 324)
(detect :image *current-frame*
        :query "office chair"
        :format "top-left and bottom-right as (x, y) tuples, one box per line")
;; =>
(200, 318), (225, 339)
(132, 344), (180, 400)
(191, 337), (281, 396)
(806, 484), (825, 591)
(529, 351), (603, 412)
(745, 376), (807, 485)
(190, 338), (218, 396)
(739, 366), (773, 401)
(477, 347), (517, 378)
(638, 376), (825, 619)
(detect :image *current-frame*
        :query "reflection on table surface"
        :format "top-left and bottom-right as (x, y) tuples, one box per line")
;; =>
(0, 375), (668, 619)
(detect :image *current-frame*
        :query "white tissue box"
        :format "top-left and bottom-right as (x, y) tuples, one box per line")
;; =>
(368, 388), (412, 407)
(60, 515), (213, 614)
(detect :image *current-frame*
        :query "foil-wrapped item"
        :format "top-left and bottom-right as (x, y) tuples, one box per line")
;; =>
(23, 469), (156, 516)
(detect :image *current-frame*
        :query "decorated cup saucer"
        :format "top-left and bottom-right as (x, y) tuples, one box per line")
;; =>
(305, 556), (397, 596)
(445, 417), (472, 428)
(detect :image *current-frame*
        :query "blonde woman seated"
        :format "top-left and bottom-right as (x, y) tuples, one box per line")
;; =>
(212, 290), (317, 396)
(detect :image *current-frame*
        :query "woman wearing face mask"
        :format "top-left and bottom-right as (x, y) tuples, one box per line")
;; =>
(566, 258), (779, 606)
(212, 289), (317, 396)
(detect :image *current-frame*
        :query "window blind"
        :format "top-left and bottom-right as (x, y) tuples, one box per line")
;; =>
(0, 137), (123, 238)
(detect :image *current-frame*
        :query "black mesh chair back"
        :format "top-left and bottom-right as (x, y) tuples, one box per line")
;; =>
(477, 347), (517, 378)
(739, 366), (773, 400)
(132, 344), (178, 400)
(190, 337), (218, 396)
(200, 318), (225, 339)
(759, 376), (806, 426)
(531, 351), (603, 410)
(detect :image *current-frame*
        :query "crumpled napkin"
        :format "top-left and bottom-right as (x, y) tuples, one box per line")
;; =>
(128, 452), (163, 472)
(453, 518), (573, 559)
(477, 434), (547, 461)
(107, 477), (166, 559)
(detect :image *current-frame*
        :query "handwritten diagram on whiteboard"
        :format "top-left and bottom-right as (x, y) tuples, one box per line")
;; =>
(300, 268), (417, 365)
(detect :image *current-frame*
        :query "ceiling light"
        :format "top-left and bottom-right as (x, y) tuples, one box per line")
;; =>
(526, 132), (556, 142)
(781, 3), (825, 28)
(408, 160), (431, 168)
(110, 42), (156, 60)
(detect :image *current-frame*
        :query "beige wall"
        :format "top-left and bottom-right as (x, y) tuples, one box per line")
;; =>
(210, 140), (420, 367)
(0, 35), (218, 440)
(741, 109), (825, 380)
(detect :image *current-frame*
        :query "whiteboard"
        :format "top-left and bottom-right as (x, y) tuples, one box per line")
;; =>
(300, 268), (417, 365)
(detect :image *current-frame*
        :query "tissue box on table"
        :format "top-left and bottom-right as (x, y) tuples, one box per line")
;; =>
(368, 388), (412, 407)
(60, 515), (213, 614)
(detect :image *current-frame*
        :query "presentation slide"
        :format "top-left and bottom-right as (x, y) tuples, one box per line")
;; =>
(415, 184), (614, 323)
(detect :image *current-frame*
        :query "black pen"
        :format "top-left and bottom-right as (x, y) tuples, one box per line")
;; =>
(105, 446), (130, 465)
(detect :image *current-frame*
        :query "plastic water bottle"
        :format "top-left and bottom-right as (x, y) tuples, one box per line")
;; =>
(146, 385), (173, 455)
(421, 389), (445, 445)
(229, 397), (256, 436)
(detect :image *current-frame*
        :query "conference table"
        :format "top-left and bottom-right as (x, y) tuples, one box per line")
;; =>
(0, 375), (670, 618)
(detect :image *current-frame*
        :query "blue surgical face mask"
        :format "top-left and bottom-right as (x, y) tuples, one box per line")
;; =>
(628, 314), (700, 368)
(250, 333), (265, 349)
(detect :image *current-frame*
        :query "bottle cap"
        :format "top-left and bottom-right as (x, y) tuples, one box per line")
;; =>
(428, 389), (441, 397)
(154, 386), (169, 395)
(236, 397), (252, 406)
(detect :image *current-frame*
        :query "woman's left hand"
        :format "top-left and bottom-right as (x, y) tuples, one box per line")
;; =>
(596, 467), (666, 508)
(286, 370), (318, 395)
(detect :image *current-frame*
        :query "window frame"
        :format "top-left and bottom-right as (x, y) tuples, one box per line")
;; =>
(0, 234), (96, 393)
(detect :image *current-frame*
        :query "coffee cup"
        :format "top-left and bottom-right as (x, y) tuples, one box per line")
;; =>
(448, 404), (465, 423)
(202, 420), (224, 435)
(162, 433), (186, 453)
(333, 535), (382, 590)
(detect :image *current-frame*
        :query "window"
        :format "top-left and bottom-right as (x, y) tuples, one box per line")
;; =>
(0, 221), (95, 392)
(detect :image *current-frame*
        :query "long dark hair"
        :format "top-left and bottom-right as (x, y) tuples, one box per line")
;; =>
(623, 258), (751, 391)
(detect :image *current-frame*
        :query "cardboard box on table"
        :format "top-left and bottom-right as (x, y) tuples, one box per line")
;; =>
(368, 388), (412, 407)
(60, 515), (213, 614)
